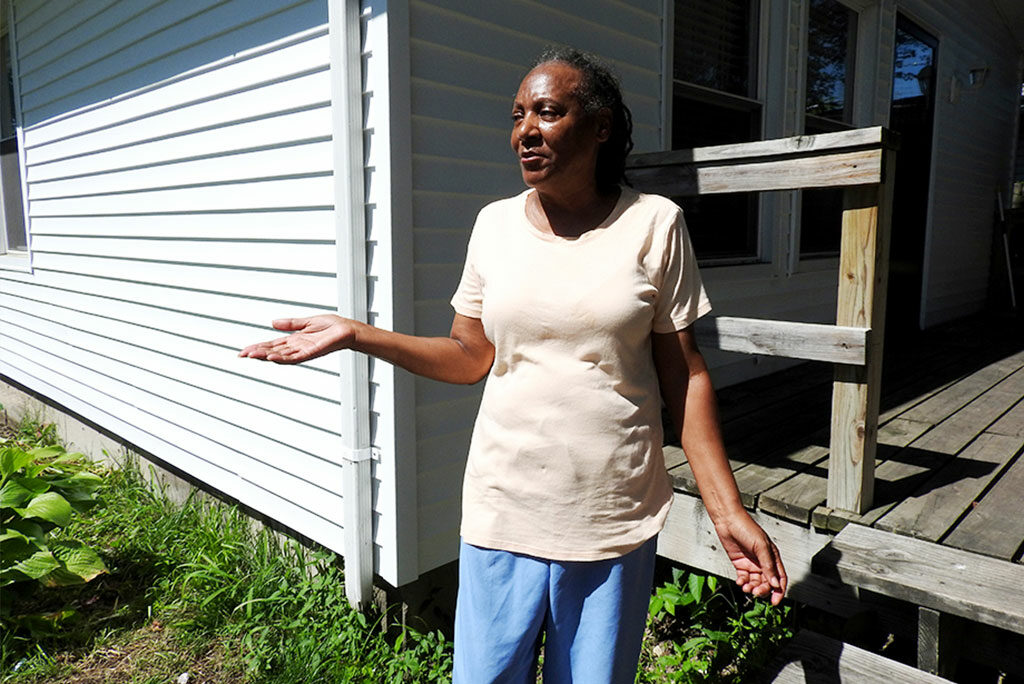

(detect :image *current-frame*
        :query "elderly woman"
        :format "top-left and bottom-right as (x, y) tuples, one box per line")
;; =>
(241, 47), (786, 684)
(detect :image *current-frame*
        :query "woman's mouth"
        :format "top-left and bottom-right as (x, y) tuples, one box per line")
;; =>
(520, 151), (544, 166)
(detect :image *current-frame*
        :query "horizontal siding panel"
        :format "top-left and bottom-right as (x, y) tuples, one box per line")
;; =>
(30, 236), (336, 274)
(410, 39), (524, 106)
(26, 69), (330, 165)
(0, 330), (344, 522)
(0, 277), (337, 374)
(410, 42), (659, 130)
(28, 209), (335, 240)
(0, 269), (332, 326)
(13, 0), (73, 47)
(27, 107), (332, 182)
(416, 430), (472, 473)
(411, 116), (510, 166)
(414, 379), (481, 410)
(416, 0), (661, 80)
(30, 176), (333, 216)
(414, 301), (458, 337)
(410, 78), (510, 135)
(416, 503), (461, 567)
(19, 0), (175, 77)
(0, 305), (344, 468)
(413, 263), (463, 302)
(416, 458), (466, 509)
(413, 228), (470, 265)
(415, 397), (479, 441)
(24, 30), (329, 147)
(0, 355), (347, 553)
(412, 156), (521, 197)
(542, 0), (662, 24)
(412, 191), (487, 232)
(22, 0), (229, 104)
(18, 0), (123, 65)
(30, 253), (337, 306)
(0, 292), (341, 404)
(22, 0), (328, 123)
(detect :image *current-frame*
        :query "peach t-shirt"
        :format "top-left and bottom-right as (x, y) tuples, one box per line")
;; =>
(450, 187), (712, 560)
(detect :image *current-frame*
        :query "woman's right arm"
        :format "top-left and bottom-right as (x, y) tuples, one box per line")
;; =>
(238, 313), (494, 385)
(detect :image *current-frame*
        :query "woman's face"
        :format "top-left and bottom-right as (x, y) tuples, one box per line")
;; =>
(510, 62), (609, 195)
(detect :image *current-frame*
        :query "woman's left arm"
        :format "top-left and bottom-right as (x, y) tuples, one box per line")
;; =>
(652, 328), (787, 605)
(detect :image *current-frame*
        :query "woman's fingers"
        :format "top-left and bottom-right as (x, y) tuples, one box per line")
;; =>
(239, 335), (292, 357)
(271, 317), (310, 331)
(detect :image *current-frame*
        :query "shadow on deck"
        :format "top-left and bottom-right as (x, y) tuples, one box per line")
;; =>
(668, 311), (1024, 562)
(656, 312), (1024, 678)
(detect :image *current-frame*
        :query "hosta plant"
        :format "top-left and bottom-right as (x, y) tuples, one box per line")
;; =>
(0, 442), (106, 634)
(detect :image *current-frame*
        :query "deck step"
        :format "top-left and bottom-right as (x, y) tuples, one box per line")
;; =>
(762, 630), (954, 683)
(812, 524), (1024, 635)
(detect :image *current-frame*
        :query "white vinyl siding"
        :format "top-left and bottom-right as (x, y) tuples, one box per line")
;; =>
(0, 0), (351, 553)
(406, 0), (665, 575)
(896, 0), (1021, 327)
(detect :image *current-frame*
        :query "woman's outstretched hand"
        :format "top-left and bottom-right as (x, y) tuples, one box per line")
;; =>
(714, 513), (787, 606)
(238, 315), (356, 364)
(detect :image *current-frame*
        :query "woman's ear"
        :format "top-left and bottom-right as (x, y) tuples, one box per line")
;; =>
(595, 107), (612, 143)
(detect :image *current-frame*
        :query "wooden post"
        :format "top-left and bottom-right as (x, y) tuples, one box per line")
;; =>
(827, 151), (896, 513)
(918, 607), (963, 677)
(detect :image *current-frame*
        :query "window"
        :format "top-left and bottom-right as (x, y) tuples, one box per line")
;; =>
(672, 0), (761, 262)
(800, 0), (857, 259)
(1, 21), (28, 255)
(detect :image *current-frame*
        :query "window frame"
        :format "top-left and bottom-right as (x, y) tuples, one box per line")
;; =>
(664, 0), (770, 267)
(0, 0), (32, 272)
(793, 0), (870, 268)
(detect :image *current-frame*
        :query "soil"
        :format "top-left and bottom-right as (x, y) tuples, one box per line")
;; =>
(29, 625), (246, 684)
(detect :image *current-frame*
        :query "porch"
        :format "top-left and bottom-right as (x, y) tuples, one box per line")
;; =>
(657, 312), (1024, 678)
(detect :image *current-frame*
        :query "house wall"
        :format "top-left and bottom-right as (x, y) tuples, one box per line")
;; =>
(0, 0), (370, 562)
(402, 0), (852, 577)
(401, 0), (1022, 580)
(404, 0), (668, 576)
(898, 0), (1022, 327)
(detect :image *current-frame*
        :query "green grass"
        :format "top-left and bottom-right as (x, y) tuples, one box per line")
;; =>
(1, 446), (451, 683)
(0, 417), (793, 682)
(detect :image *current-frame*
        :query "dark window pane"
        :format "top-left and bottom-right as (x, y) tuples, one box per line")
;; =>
(806, 0), (856, 123)
(673, 0), (761, 261)
(799, 116), (845, 257)
(800, 188), (843, 256)
(672, 90), (760, 149)
(675, 193), (758, 260)
(674, 0), (758, 97)
(2, 138), (27, 251)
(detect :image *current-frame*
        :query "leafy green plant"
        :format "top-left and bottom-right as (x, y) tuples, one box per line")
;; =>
(640, 566), (793, 683)
(0, 441), (107, 637)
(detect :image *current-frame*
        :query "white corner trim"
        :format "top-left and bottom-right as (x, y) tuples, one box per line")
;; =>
(330, 0), (374, 611)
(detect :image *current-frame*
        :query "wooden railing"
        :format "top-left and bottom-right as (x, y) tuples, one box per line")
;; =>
(626, 126), (898, 515)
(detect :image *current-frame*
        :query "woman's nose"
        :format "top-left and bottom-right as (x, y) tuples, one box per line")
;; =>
(516, 113), (540, 142)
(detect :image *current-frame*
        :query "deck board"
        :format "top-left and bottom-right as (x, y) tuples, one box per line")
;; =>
(942, 453), (1024, 560)
(668, 313), (1024, 564)
(987, 398), (1024, 437)
(875, 432), (1024, 541)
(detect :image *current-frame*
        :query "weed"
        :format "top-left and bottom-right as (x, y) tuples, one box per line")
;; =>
(638, 566), (793, 683)
(0, 418), (792, 683)
(1, 453), (452, 682)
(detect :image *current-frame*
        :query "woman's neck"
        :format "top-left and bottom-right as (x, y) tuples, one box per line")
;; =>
(528, 185), (621, 238)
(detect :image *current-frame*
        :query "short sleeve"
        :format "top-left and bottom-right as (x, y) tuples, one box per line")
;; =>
(450, 215), (484, 318)
(652, 209), (712, 333)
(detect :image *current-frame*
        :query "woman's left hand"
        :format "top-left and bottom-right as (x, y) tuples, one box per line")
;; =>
(713, 512), (787, 605)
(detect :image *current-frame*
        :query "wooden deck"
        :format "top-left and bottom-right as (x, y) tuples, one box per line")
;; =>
(665, 312), (1024, 565)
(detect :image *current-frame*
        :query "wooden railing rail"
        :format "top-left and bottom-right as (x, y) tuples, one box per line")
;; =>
(626, 126), (898, 515)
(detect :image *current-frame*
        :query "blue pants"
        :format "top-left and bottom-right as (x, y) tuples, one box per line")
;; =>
(453, 536), (657, 684)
